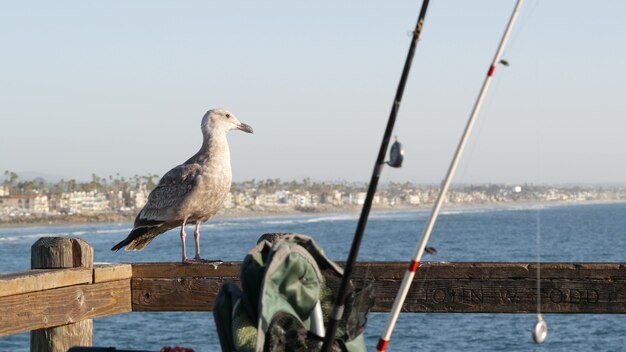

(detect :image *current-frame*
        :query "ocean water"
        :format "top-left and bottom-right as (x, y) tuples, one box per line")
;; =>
(1, 202), (625, 351)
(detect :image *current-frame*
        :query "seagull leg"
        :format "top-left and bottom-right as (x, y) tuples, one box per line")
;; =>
(190, 223), (223, 266)
(193, 223), (203, 262)
(180, 219), (192, 264)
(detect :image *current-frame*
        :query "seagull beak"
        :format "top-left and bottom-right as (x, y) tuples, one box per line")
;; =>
(236, 122), (254, 134)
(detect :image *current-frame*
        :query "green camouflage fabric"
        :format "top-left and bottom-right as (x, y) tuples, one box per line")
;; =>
(213, 233), (373, 352)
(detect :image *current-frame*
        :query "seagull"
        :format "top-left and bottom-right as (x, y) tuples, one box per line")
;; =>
(111, 108), (253, 264)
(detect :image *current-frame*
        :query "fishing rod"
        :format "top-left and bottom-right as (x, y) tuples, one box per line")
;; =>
(320, 1), (431, 351)
(375, 1), (524, 351)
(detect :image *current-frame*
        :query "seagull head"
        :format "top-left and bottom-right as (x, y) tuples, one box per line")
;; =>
(202, 108), (254, 135)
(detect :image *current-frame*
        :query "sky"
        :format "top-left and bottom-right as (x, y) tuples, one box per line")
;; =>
(1, 1), (625, 185)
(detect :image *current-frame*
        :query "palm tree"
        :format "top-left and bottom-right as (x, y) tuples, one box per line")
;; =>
(67, 179), (78, 193)
(90, 174), (104, 192)
(3, 170), (19, 194)
(142, 174), (159, 190)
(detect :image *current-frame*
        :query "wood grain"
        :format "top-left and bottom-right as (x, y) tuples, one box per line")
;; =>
(130, 262), (626, 314)
(0, 268), (91, 298)
(31, 237), (93, 270)
(132, 262), (240, 278)
(132, 277), (231, 312)
(0, 279), (131, 337)
(93, 263), (132, 283)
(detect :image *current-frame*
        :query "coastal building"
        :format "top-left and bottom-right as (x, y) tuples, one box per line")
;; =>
(0, 194), (49, 215)
(130, 187), (149, 209)
(233, 192), (253, 207)
(107, 190), (125, 211)
(354, 192), (367, 205)
(0, 185), (9, 197)
(223, 192), (235, 209)
(59, 191), (110, 214)
(408, 194), (420, 205)
(297, 192), (313, 207)
(376, 194), (390, 206)
(274, 191), (291, 206)
(258, 193), (279, 206)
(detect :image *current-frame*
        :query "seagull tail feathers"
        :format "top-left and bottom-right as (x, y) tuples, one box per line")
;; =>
(111, 225), (166, 252)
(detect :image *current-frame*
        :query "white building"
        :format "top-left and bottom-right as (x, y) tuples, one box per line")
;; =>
(354, 192), (367, 205)
(0, 194), (49, 215)
(408, 194), (421, 205)
(132, 187), (149, 209)
(60, 191), (110, 213)
(223, 192), (235, 209)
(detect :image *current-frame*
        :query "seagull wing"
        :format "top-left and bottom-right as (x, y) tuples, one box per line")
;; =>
(135, 162), (203, 226)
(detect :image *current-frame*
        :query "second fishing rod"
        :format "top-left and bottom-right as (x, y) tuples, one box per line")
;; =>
(376, 1), (524, 350)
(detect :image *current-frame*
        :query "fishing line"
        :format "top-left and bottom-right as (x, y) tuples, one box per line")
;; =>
(532, 197), (547, 344)
(457, 0), (533, 185)
(465, 4), (536, 183)
(505, 0), (539, 58)
(532, 207), (547, 344)
(453, 9), (525, 184)
(414, 260), (433, 302)
(531, 4), (548, 342)
(454, 69), (504, 184)
(376, 1), (524, 350)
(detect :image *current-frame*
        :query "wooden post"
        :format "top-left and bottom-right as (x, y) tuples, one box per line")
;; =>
(30, 237), (94, 352)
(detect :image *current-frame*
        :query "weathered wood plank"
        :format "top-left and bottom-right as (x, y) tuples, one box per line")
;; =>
(93, 263), (132, 283)
(131, 262), (239, 312)
(0, 263), (133, 298)
(349, 262), (626, 280)
(132, 277), (229, 312)
(130, 262), (626, 314)
(360, 262), (626, 313)
(131, 262), (626, 280)
(132, 262), (240, 278)
(0, 279), (131, 337)
(0, 268), (91, 298)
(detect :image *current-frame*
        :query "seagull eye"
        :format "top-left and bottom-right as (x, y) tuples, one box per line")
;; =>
(225, 113), (231, 118)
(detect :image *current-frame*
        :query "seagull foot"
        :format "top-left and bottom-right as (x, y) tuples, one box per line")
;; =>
(182, 258), (223, 268)
(182, 257), (197, 265)
(204, 259), (224, 269)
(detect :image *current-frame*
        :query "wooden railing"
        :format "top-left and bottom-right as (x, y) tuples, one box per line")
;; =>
(1, 237), (625, 351)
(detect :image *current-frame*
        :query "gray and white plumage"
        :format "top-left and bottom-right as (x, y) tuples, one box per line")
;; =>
(111, 108), (253, 262)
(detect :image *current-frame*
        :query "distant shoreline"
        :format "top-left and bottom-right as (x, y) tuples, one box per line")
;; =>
(1, 198), (624, 229)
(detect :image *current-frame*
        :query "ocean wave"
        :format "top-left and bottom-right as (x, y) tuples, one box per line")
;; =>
(370, 210), (427, 220)
(261, 220), (297, 225)
(437, 203), (549, 216)
(69, 228), (129, 236)
(304, 214), (359, 223)
(198, 223), (218, 229)
(0, 226), (129, 242)
(440, 208), (489, 215)
(0, 232), (68, 242)
(261, 211), (425, 224)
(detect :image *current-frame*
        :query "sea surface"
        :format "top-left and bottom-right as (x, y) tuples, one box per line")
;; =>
(1, 202), (625, 351)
